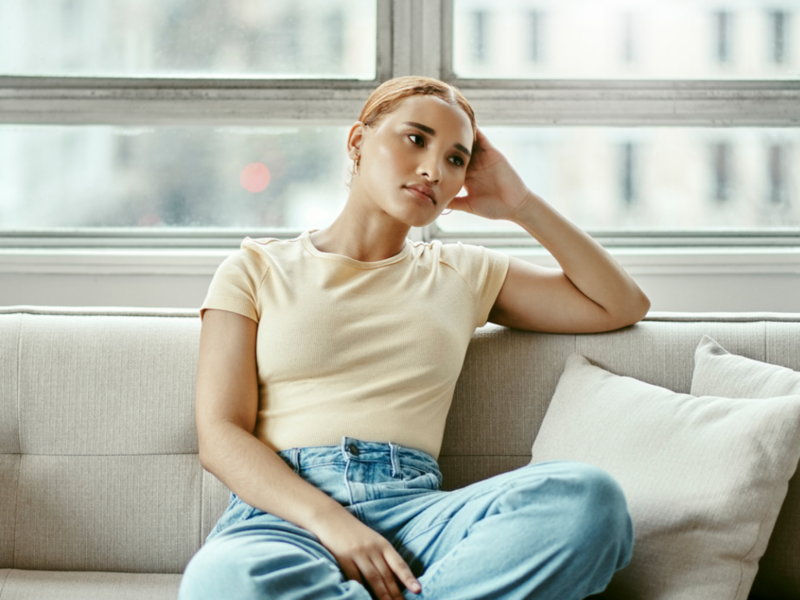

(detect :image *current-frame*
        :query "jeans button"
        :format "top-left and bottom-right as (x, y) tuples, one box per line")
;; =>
(348, 444), (360, 456)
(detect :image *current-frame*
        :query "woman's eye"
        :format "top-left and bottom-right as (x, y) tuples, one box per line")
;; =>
(449, 155), (465, 167)
(409, 134), (424, 146)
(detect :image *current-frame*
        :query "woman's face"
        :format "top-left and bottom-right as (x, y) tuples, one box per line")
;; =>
(350, 94), (474, 228)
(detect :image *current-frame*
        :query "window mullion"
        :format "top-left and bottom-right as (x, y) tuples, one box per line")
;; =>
(376, 0), (394, 81)
(391, 0), (443, 79)
(448, 82), (800, 126)
(0, 79), (379, 126)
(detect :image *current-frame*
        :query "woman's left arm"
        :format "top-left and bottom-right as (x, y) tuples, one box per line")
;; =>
(450, 128), (651, 334)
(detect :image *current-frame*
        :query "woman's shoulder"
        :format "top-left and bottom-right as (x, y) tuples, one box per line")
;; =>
(413, 239), (505, 265)
(425, 240), (510, 291)
(236, 234), (306, 263)
(240, 234), (296, 251)
(212, 235), (299, 281)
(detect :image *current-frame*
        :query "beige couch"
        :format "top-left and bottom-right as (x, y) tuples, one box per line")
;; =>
(0, 306), (798, 599)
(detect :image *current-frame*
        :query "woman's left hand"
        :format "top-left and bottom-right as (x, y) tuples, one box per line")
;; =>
(446, 127), (534, 222)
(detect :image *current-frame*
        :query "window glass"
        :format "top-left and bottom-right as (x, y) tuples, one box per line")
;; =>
(453, 0), (800, 79)
(0, 126), (350, 229)
(5, 126), (796, 234)
(0, 0), (376, 79)
(439, 126), (800, 233)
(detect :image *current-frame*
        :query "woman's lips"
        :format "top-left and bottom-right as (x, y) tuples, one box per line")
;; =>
(404, 185), (436, 204)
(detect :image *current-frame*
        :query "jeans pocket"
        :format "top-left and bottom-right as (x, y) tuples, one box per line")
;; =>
(299, 462), (350, 503)
(207, 494), (257, 541)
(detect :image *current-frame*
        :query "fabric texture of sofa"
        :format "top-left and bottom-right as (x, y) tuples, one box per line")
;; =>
(1, 306), (799, 599)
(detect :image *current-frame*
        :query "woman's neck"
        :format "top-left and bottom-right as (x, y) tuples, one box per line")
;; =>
(309, 203), (412, 263)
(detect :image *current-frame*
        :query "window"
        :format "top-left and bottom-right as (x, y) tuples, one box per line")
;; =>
(528, 11), (542, 64)
(769, 144), (789, 207)
(471, 10), (489, 64)
(0, 0), (381, 246)
(444, 0), (800, 244)
(621, 13), (635, 67)
(620, 142), (637, 206)
(715, 11), (733, 65)
(0, 1), (377, 79)
(770, 11), (789, 65)
(1, 0), (799, 250)
(712, 141), (731, 204)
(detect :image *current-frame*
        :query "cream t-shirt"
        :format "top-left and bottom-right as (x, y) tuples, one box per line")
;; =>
(200, 229), (510, 459)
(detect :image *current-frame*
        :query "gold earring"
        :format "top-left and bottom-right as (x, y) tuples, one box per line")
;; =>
(440, 208), (453, 216)
(353, 155), (360, 175)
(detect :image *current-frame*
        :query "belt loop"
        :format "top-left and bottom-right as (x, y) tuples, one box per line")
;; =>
(291, 447), (300, 473)
(389, 442), (400, 477)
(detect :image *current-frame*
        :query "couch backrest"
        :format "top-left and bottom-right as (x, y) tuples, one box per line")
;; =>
(0, 308), (228, 576)
(1, 307), (798, 597)
(443, 313), (800, 600)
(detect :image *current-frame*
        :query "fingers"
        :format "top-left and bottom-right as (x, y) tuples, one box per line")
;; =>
(444, 196), (470, 213)
(343, 545), (421, 600)
(354, 555), (404, 600)
(474, 126), (491, 150)
(384, 547), (422, 595)
(316, 513), (420, 599)
(338, 559), (364, 588)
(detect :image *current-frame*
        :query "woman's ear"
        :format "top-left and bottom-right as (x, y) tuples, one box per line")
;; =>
(347, 121), (366, 161)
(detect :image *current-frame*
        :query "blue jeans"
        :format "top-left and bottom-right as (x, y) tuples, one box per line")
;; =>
(179, 437), (633, 600)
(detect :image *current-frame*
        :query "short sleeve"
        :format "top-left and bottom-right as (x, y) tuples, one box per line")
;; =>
(199, 239), (269, 323)
(441, 242), (510, 328)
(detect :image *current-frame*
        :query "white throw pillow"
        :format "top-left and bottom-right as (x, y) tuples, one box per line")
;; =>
(530, 353), (800, 600)
(691, 334), (800, 398)
(691, 335), (800, 598)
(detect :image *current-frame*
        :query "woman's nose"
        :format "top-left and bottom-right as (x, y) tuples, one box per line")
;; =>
(417, 153), (441, 183)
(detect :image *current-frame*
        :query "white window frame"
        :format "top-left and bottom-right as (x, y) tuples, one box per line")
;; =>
(0, 0), (799, 271)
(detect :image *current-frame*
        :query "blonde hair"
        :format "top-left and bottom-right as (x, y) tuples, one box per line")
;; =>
(358, 76), (477, 142)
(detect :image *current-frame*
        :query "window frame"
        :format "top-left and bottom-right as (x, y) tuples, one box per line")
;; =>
(0, 0), (798, 249)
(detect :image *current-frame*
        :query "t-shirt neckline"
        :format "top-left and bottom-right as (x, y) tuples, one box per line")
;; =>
(301, 229), (411, 269)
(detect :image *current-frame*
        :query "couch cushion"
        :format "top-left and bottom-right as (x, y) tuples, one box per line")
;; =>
(0, 314), (20, 455)
(0, 569), (180, 600)
(531, 354), (800, 600)
(691, 333), (800, 599)
(443, 328), (575, 460)
(0, 310), (227, 574)
(14, 455), (201, 573)
(0, 456), (20, 568)
(17, 314), (199, 455)
(202, 469), (232, 543)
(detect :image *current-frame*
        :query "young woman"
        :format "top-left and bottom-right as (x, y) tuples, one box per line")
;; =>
(179, 76), (650, 600)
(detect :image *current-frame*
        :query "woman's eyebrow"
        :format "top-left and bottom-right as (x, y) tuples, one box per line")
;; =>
(403, 121), (471, 157)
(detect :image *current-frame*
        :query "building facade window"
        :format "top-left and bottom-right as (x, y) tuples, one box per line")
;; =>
(620, 142), (637, 206)
(769, 144), (788, 206)
(528, 11), (541, 64)
(621, 13), (635, 66)
(715, 11), (732, 65)
(471, 10), (489, 63)
(713, 142), (732, 203)
(770, 11), (788, 65)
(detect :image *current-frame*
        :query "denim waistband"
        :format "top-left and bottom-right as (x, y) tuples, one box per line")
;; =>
(276, 437), (440, 477)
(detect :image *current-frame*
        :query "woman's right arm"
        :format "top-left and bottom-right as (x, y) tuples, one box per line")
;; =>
(195, 308), (420, 600)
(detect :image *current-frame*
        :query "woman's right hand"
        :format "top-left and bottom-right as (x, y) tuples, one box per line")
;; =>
(313, 508), (422, 600)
